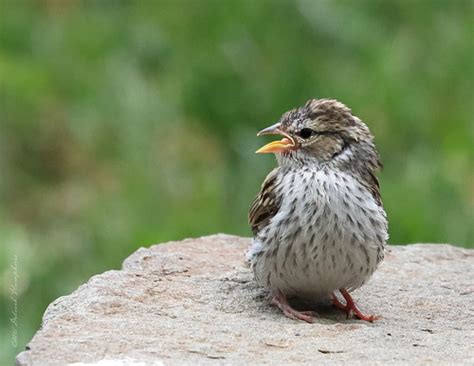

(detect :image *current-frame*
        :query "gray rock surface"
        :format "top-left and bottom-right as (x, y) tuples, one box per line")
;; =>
(17, 234), (474, 365)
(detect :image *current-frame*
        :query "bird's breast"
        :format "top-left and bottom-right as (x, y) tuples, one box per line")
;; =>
(275, 167), (387, 244)
(251, 167), (387, 296)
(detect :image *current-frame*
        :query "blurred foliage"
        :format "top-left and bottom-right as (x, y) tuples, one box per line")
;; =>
(0, 0), (472, 362)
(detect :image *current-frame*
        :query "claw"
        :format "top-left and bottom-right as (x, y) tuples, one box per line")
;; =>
(270, 290), (318, 323)
(332, 289), (379, 322)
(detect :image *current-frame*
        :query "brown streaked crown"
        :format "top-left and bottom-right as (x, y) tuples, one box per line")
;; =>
(259, 98), (384, 206)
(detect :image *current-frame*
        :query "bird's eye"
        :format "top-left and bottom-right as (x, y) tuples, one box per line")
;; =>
(299, 128), (314, 139)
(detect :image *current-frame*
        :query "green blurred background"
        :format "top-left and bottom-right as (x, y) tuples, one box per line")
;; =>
(1, 0), (472, 362)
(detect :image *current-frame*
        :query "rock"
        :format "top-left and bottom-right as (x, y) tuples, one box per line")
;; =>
(16, 234), (474, 365)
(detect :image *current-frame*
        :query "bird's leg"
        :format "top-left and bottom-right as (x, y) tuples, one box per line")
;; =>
(270, 289), (318, 323)
(333, 288), (378, 322)
(331, 292), (348, 312)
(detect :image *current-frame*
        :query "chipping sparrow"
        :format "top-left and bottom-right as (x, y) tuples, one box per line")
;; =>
(247, 98), (388, 323)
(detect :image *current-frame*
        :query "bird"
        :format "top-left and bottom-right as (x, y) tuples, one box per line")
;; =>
(247, 98), (388, 323)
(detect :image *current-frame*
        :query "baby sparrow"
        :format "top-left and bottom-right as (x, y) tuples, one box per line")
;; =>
(247, 98), (388, 323)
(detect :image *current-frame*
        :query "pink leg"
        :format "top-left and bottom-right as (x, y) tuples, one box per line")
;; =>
(334, 288), (379, 322)
(270, 290), (318, 323)
(331, 292), (347, 312)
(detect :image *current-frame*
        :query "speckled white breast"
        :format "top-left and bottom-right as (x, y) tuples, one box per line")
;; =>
(247, 167), (388, 299)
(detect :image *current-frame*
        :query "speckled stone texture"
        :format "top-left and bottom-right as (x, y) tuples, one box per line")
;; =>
(16, 234), (474, 365)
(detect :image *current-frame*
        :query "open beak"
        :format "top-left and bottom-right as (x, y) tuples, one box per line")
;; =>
(256, 123), (296, 154)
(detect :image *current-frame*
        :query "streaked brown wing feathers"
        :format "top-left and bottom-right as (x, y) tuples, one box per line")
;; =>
(368, 171), (382, 206)
(248, 168), (282, 235)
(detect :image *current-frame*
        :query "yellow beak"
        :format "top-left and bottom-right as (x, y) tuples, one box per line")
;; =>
(256, 123), (296, 154)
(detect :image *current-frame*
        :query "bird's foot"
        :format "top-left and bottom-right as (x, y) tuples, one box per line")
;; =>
(331, 288), (379, 322)
(271, 290), (318, 323)
(331, 292), (348, 311)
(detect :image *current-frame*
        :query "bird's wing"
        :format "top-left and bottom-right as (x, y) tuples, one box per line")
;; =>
(367, 171), (382, 207)
(248, 168), (282, 236)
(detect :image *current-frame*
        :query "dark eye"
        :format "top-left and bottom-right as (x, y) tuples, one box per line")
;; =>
(299, 128), (314, 139)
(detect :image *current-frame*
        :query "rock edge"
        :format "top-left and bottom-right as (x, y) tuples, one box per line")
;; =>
(17, 234), (474, 365)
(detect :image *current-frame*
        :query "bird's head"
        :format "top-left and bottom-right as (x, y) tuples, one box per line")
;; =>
(256, 98), (376, 167)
